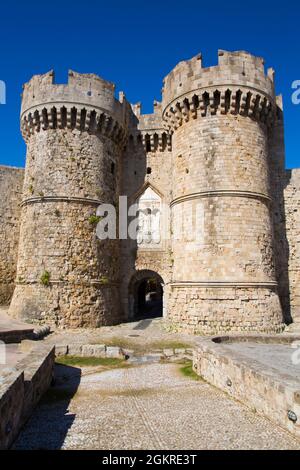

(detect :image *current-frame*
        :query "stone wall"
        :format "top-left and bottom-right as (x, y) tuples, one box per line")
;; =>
(0, 166), (24, 304)
(0, 370), (24, 449)
(162, 50), (284, 333)
(9, 70), (130, 327)
(2, 51), (300, 332)
(9, 130), (122, 327)
(268, 96), (292, 325)
(0, 344), (54, 449)
(284, 169), (300, 323)
(120, 103), (173, 319)
(193, 337), (300, 439)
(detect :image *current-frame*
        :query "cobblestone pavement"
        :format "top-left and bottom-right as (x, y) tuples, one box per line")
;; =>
(14, 362), (300, 450)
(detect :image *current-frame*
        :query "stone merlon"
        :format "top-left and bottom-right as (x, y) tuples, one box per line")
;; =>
(21, 70), (131, 131)
(162, 50), (275, 112)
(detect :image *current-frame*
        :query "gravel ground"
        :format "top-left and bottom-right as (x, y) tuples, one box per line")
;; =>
(14, 362), (300, 450)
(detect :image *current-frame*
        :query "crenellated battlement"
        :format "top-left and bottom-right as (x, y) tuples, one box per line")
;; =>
(128, 101), (171, 152)
(21, 105), (128, 146)
(163, 87), (275, 133)
(21, 70), (130, 145)
(162, 50), (276, 129)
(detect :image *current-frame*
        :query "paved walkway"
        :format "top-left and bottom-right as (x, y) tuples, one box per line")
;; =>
(43, 317), (197, 352)
(14, 362), (299, 450)
(222, 342), (300, 380)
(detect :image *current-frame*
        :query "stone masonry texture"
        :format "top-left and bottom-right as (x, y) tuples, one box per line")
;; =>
(0, 50), (299, 332)
(0, 166), (24, 304)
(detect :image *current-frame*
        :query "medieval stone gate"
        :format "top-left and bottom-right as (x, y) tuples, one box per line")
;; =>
(128, 270), (165, 320)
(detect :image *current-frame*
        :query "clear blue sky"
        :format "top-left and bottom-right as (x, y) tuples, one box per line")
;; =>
(0, 0), (299, 169)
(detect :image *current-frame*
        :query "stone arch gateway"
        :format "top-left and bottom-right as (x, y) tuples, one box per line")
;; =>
(128, 270), (165, 320)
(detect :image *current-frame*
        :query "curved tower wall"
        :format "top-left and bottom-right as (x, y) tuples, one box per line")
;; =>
(162, 50), (284, 333)
(0, 166), (24, 304)
(9, 70), (129, 327)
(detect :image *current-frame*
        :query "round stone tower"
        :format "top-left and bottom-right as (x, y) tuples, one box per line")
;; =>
(163, 50), (284, 333)
(9, 70), (129, 327)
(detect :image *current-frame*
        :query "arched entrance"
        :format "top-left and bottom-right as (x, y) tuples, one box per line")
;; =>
(128, 270), (164, 320)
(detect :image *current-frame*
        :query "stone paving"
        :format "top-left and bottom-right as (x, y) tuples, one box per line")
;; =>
(43, 317), (197, 352)
(0, 343), (30, 372)
(222, 342), (300, 379)
(14, 361), (300, 450)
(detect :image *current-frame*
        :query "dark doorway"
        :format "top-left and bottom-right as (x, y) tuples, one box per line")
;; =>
(136, 277), (163, 319)
(129, 270), (164, 320)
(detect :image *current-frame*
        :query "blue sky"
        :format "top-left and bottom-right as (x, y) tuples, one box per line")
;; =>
(0, 0), (299, 169)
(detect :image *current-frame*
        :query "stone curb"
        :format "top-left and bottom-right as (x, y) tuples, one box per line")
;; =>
(54, 343), (194, 361)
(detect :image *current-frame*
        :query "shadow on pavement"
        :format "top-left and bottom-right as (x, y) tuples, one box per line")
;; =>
(13, 363), (82, 450)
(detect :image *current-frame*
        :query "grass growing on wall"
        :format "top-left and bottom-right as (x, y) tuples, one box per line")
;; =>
(40, 270), (51, 286)
(88, 215), (102, 225)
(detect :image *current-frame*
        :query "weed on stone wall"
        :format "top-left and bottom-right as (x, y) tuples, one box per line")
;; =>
(40, 270), (51, 286)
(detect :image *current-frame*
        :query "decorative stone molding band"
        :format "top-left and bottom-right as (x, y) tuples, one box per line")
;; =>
(162, 86), (275, 133)
(170, 190), (272, 207)
(15, 280), (119, 287)
(170, 281), (278, 288)
(21, 103), (127, 146)
(128, 130), (172, 152)
(21, 196), (103, 207)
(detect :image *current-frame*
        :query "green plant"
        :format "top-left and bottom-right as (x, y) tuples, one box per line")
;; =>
(91, 337), (192, 354)
(54, 209), (61, 217)
(95, 189), (103, 198)
(40, 270), (51, 286)
(99, 275), (109, 285)
(28, 184), (34, 194)
(38, 191), (45, 198)
(179, 361), (201, 381)
(88, 215), (102, 225)
(152, 340), (192, 350)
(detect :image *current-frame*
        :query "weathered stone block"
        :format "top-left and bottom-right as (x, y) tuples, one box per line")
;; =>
(106, 346), (123, 358)
(67, 344), (83, 356)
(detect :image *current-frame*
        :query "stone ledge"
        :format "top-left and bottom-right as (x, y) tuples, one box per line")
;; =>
(55, 342), (193, 362)
(193, 336), (300, 439)
(0, 344), (55, 449)
(0, 328), (34, 344)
